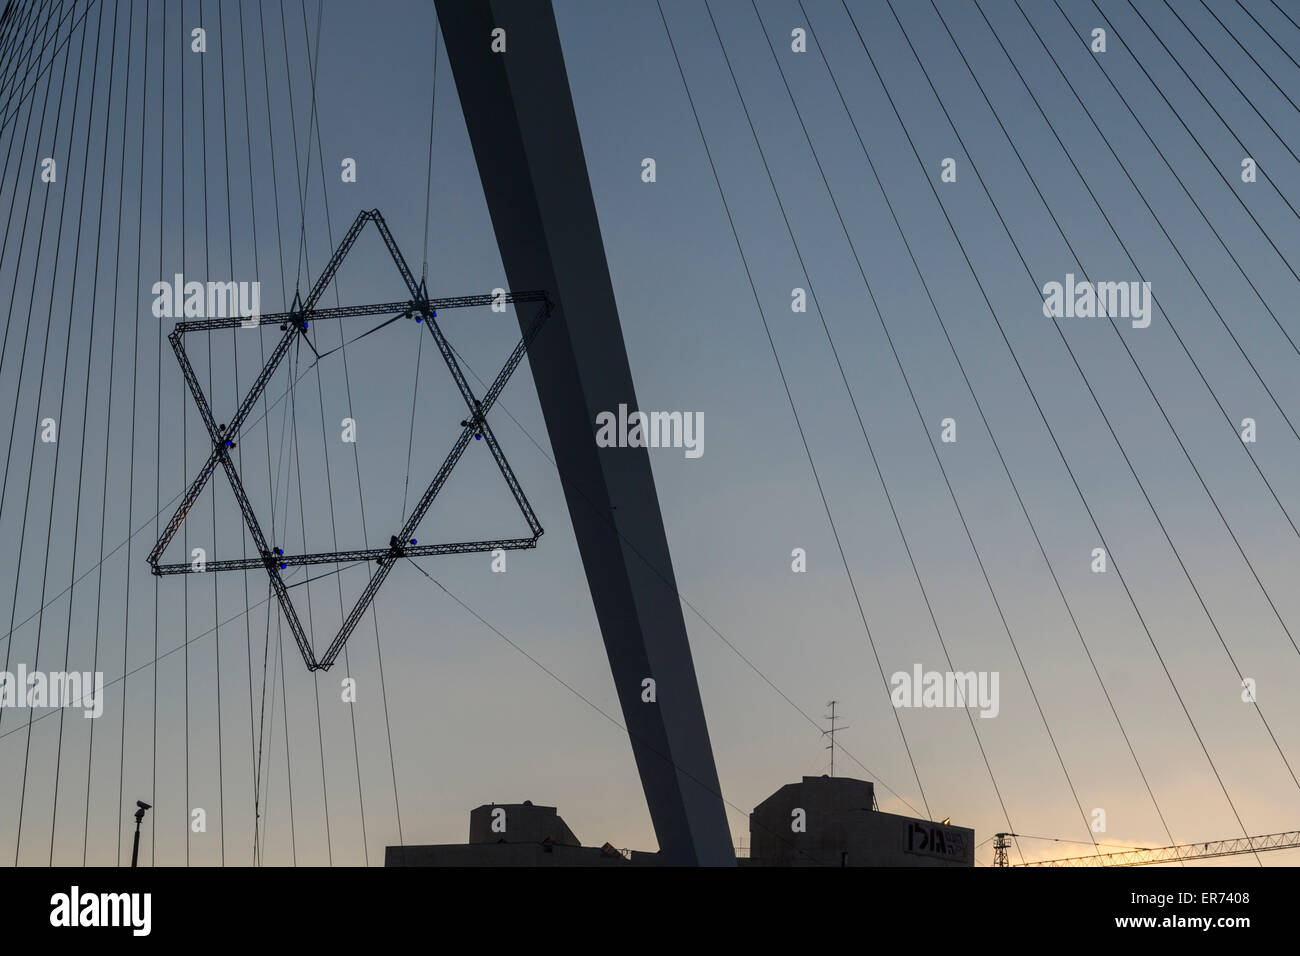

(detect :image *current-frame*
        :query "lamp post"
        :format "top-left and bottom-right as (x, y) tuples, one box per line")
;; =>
(130, 801), (151, 867)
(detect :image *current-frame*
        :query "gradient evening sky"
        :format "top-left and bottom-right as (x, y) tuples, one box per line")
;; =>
(1, 0), (1299, 866)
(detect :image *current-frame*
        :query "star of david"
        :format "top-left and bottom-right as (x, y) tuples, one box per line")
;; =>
(147, 209), (552, 671)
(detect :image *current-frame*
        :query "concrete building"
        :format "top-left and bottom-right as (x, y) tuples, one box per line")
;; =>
(386, 777), (973, 867)
(744, 776), (973, 867)
(384, 800), (659, 867)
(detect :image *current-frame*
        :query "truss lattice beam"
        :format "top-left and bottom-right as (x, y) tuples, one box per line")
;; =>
(171, 290), (549, 335)
(152, 537), (539, 575)
(1019, 831), (1300, 866)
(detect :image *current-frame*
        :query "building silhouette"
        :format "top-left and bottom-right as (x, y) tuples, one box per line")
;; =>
(386, 777), (973, 867)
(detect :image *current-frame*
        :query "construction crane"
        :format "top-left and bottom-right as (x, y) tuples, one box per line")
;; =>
(992, 830), (1300, 866)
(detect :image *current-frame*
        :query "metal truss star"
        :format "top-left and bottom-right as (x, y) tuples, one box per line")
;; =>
(147, 209), (552, 671)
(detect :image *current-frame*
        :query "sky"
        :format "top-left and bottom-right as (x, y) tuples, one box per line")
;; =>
(1, 0), (1299, 867)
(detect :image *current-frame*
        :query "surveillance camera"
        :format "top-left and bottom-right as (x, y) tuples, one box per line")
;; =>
(136, 800), (152, 811)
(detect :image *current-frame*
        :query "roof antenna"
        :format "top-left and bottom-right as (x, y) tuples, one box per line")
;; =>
(822, 700), (848, 778)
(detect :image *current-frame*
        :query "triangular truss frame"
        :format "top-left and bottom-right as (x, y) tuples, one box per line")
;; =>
(147, 209), (552, 671)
